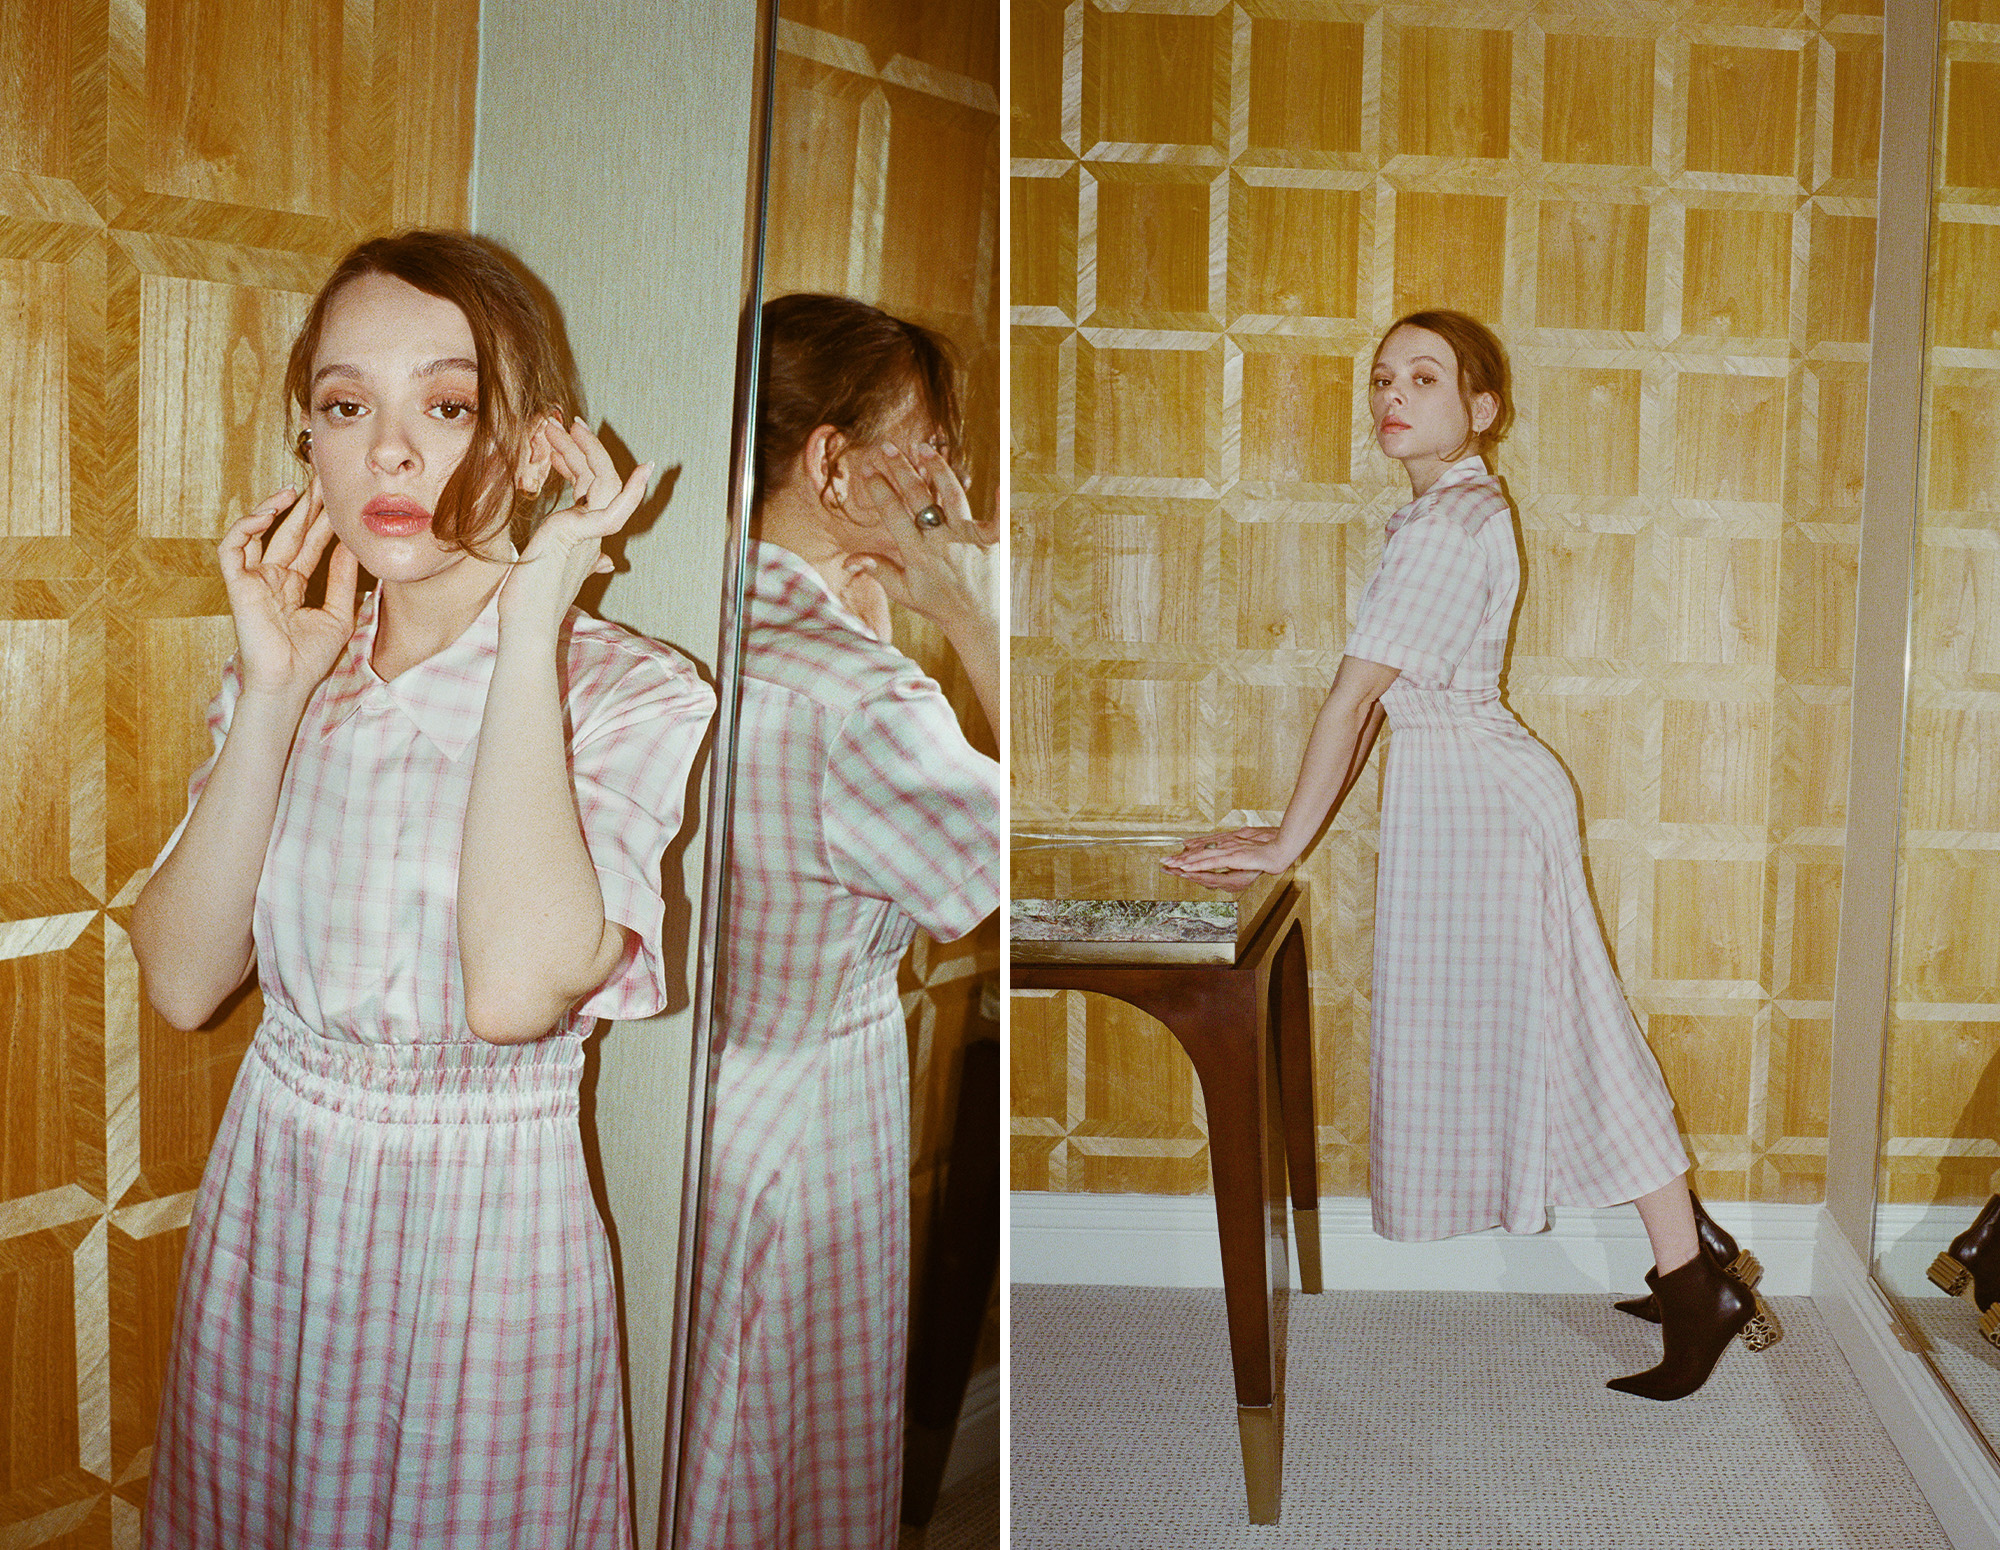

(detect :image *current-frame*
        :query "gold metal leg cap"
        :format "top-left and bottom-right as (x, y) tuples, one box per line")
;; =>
(1237, 1404), (1281, 1524)
(1294, 1207), (1323, 1294)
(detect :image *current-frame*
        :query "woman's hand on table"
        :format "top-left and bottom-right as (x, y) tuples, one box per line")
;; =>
(1162, 826), (1295, 877)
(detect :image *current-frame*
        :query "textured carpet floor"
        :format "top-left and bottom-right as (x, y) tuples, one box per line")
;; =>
(1012, 1286), (1950, 1549)
(899, 1460), (999, 1549)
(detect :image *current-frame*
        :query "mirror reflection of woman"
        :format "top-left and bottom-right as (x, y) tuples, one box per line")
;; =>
(680, 294), (1000, 1547)
(1167, 310), (1780, 1401)
(131, 231), (714, 1546)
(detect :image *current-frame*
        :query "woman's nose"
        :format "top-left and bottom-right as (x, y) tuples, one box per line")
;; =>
(367, 418), (420, 474)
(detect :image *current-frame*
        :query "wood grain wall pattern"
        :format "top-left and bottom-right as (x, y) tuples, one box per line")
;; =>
(0, 1), (475, 1540)
(1011, 1), (1882, 1210)
(1883, 8), (2000, 1207)
(767, 0), (1000, 1328)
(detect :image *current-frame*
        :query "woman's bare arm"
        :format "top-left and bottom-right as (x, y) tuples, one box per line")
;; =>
(1164, 655), (1398, 875)
(132, 484), (358, 1029)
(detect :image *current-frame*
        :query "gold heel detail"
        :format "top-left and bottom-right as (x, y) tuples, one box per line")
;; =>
(1930, 1252), (1974, 1299)
(1739, 1295), (1783, 1353)
(1980, 1304), (2000, 1352)
(1728, 1249), (1764, 1289)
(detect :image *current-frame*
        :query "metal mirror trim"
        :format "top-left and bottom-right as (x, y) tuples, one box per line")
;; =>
(659, 1), (782, 1541)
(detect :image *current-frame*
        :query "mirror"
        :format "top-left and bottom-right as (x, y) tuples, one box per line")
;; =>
(1870, 0), (2000, 1451)
(670, 0), (1002, 1543)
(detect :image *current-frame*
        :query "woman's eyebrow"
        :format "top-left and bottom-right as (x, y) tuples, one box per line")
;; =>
(309, 356), (478, 389)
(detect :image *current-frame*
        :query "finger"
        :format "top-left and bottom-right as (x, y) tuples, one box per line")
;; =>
(259, 484), (320, 570)
(873, 443), (936, 514)
(324, 540), (361, 625)
(568, 418), (620, 505)
(912, 445), (976, 522)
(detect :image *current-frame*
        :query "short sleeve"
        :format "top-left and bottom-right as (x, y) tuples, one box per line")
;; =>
(568, 645), (718, 1022)
(822, 679), (1001, 944)
(153, 655), (244, 871)
(1344, 511), (1490, 684)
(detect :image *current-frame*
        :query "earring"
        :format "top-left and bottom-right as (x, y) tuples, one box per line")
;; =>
(295, 428), (313, 458)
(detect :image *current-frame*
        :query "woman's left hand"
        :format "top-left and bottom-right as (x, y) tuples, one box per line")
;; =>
(827, 441), (998, 637)
(1163, 826), (1295, 876)
(501, 416), (653, 630)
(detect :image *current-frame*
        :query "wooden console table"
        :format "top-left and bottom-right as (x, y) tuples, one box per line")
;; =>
(1012, 837), (1320, 1524)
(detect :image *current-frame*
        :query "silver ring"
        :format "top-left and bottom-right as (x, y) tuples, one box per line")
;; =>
(914, 503), (946, 529)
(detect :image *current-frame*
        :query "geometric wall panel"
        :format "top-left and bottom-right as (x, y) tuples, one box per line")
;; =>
(1014, 0), (1880, 1210)
(0, 0), (479, 1539)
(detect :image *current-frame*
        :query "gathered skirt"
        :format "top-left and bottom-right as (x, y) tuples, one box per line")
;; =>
(1369, 688), (1689, 1241)
(144, 1006), (630, 1549)
(677, 976), (910, 1550)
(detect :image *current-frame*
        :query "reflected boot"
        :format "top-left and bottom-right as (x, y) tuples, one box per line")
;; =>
(1614, 1194), (1764, 1322)
(1607, 1248), (1783, 1401)
(1927, 1195), (2000, 1350)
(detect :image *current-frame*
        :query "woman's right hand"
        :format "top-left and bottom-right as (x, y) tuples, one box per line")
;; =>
(1163, 826), (1295, 876)
(220, 480), (359, 700)
(829, 442), (999, 638)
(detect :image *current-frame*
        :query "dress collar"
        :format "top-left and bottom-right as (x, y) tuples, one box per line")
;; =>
(751, 539), (879, 639)
(317, 584), (500, 760)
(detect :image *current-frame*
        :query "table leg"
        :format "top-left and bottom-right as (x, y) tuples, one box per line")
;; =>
(1272, 915), (1322, 1294)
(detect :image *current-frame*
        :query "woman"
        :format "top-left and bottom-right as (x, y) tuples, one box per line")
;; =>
(678, 293), (1000, 1547)
(1166, 310), (1778, 1400)
(133, 230), (714, 1545)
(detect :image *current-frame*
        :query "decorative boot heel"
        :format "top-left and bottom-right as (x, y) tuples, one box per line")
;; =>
(1930, 1251), (1974, 1299)
(1980, 1303), (2000, 1352)
(1607, 1250), (1764, 1401)
(1738, 1294), (1783, 1352)
(1943, 1195), (2000, 1311)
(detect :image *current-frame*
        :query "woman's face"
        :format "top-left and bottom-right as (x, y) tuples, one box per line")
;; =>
(1369, 324), (1491, 483)
(307, 273), (490, 582)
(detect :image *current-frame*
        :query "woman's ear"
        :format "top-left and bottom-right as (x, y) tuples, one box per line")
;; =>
(514, 416), (554, 496)
(805, 424), (849, 510)
(1471, 392), (1498, 435)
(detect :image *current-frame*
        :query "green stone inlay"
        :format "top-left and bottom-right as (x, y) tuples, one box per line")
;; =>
(1010, 895), (1237, 943)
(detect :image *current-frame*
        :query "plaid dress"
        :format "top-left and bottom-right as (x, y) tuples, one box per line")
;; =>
(1348, 456), (1688, 1242)
(678, 543), (999, 1549)
(144, 586), (714, 1549)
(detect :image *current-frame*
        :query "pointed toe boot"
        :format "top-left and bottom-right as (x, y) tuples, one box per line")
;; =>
(1607, 1249), (1783, 1402)
(1615, 1193), (1765, 1324)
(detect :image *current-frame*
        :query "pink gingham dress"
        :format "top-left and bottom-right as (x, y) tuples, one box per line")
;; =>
(143, 585), (714, 1550)
(677, 542), (999, 1550)
(1349, 455), (1688, 1242)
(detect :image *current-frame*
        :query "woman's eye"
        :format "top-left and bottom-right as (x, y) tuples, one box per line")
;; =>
(318, 399), (363, 421)
(430, 400), (476, 422)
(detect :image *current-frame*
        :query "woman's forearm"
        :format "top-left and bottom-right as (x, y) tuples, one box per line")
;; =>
(456, 630), (624, 1044)
(1269, 658), (1398, 864)
(131, 688), (307, 1029)
(936, 608), (999, 741)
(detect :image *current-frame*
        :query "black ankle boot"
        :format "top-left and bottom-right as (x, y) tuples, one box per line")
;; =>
(1929, 1195), (2000, 1313)
(1606, 1249), (1782, 1401)
(1616, 1194), (1763, 1323)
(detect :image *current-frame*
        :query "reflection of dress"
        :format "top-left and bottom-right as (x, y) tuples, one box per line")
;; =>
(680, 542), (999, 1549)
(143, 590), (713, 1550)
(1347, 456), (1687, 1243)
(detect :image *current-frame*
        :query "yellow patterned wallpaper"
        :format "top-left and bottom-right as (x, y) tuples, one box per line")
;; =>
(1882, 3), (2000, 1205)
(0, 1), (478, 1539)
(1011, 0), (1884, 1207)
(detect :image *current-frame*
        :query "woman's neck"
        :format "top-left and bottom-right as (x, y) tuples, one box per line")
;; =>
(371, 552), (512, 680)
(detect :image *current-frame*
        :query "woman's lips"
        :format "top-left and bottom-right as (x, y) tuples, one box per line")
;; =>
(361, 495), (432, 537)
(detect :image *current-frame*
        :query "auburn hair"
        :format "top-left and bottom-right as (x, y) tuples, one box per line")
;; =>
(285, 230), (580, 556)
(754, 293), (963, 509)
(1376, 309), (1514, 455)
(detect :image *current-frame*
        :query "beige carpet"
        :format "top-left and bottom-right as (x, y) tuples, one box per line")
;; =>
(1012, 1286), (1951, 1548)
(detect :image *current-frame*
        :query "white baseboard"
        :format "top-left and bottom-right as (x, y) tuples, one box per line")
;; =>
(939, 1362), (998, 1492)
(1812, 1208), (2000, 1550)
(1009, 1190), (1819, 1295)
